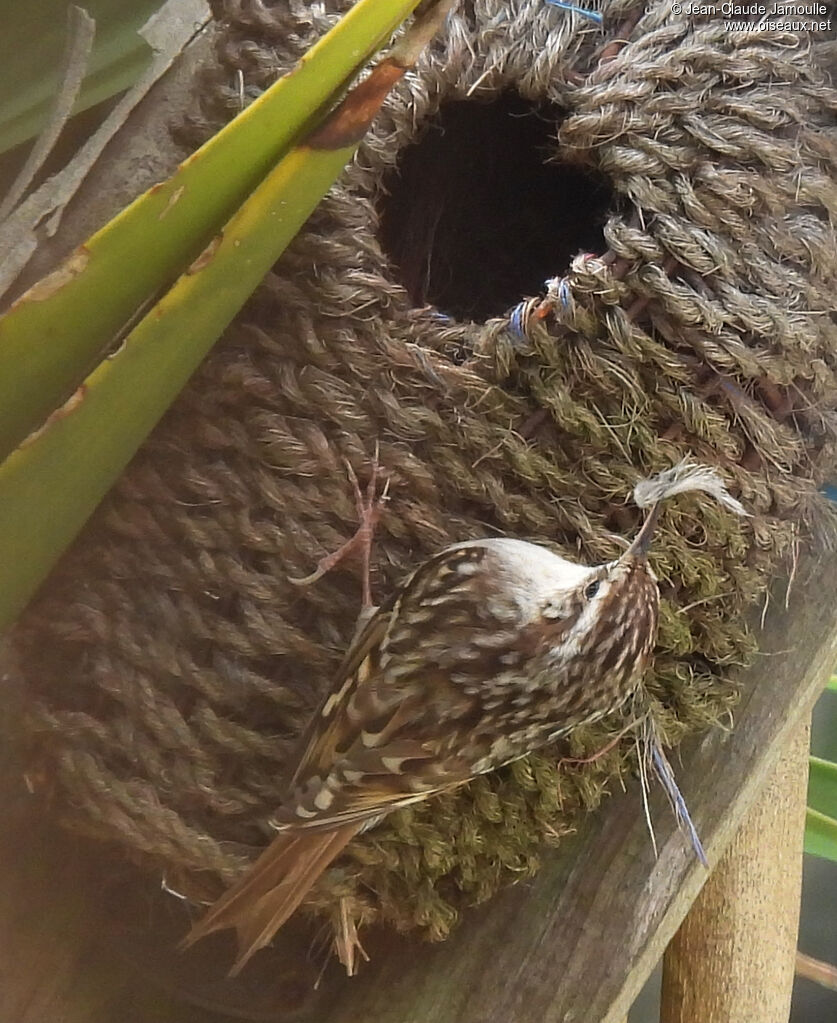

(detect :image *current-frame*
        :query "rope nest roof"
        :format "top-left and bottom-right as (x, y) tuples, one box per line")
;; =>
(12, 0), (837, 946)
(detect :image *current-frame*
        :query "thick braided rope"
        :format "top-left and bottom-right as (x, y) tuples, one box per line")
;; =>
(12, 0), (837, 940)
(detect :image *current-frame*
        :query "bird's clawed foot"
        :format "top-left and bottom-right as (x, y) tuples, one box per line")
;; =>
(289, 446), (390, 610)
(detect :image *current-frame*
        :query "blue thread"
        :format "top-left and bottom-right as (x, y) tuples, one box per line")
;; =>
(544, 0), (604, 25)
(651, 740), (709, 868)
(544, 276), (572, 315)
(509, 301), (529, 340)
(823, 483), (837, 503)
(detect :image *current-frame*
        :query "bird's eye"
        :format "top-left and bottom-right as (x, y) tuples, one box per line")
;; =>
(584, 580), (601, 600)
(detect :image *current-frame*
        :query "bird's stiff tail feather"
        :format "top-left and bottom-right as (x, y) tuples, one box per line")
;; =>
(180, 822), (362, 976)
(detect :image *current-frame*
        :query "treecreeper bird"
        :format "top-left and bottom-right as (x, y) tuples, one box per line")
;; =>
(182, 460), (747, 974)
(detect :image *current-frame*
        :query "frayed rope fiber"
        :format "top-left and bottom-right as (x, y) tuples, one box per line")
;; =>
(11, 0), (837, 946)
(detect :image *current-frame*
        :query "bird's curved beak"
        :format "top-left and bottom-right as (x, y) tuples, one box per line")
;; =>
(625, 502), (662, 560)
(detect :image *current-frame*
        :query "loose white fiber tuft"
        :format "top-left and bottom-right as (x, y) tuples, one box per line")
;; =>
(633, 459), (749, 517)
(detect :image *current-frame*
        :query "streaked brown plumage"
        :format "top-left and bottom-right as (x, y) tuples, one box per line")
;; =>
(183, 516), (661, 974)
(181, 461), (747, 973)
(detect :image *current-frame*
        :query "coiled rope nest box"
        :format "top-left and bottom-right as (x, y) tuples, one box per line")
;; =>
(13, 0), (837, 948)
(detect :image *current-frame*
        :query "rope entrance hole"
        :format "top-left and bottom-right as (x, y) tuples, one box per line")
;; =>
(378, 90), (615, 321)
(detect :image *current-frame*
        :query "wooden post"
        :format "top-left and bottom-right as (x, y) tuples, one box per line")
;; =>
(660, 721), (810, 1023)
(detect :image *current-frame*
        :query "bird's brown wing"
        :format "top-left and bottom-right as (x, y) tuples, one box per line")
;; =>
(184, 545), (522, 968)
(184, 549), (489, 969)
(284, 605), (392, 790)
(275, 547), (496, 831)
(276, 653), (474, 830)
(183, 609), (471, 972)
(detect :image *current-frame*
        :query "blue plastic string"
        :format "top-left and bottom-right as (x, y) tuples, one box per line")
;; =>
(544, 276), (571, 306)
(544, 0), (604, 25)
(650, 738), (709, 868)
(509, 301), (530, 340)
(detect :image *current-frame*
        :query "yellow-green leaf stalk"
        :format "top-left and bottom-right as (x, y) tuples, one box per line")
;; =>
(0, 0), (458, 631)
(0, 0), (423, 459)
